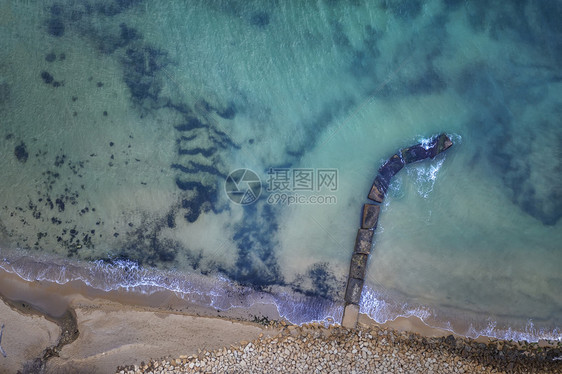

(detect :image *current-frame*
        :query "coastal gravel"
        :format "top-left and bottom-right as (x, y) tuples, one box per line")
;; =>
(117, 323), (562, 374)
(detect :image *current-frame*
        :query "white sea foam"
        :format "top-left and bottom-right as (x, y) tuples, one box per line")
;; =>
(2, 243), (560, 341)
(0, 250), (342, 326)
(407, 157), (445, 198)
(360, 285), (561, 342)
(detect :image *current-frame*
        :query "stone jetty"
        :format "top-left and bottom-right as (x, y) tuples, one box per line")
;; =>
(343, 133), (454, 329)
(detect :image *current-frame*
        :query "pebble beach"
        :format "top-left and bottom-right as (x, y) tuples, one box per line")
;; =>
(117, 324), (562, 374)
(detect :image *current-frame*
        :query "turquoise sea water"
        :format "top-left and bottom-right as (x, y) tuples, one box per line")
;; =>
(0, 0), (561, 341)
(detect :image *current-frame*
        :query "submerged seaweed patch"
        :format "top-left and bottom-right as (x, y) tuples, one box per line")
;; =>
(14, 142), (30, 163)
(40, 71), (54, 84)
(249, 11), (270, 28)
(217, 102), (237, 120)
(292, 262), (344, 300)
(121, 45), (170, 107)
(47, 17), (65, 37)
(45, 53), (57, 62)
(459, 1), (562, 61)
(177, 181), (218, 223)
(14, 142), (29, 163)
(380, 0), (423, 21)
(231, 204), (282, 287)
(456, 63), (562, 225)
(106, 207), (223, 273)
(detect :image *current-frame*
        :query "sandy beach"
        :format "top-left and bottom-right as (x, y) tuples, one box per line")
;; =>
(0, 269), (281, 373)
(1, 269), (560, 374)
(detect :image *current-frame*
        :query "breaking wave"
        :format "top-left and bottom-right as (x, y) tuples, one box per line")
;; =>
(360, 285), (561, 342)
(0, 248), (342, 326)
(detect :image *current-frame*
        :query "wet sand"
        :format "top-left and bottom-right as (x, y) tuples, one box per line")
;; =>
(0, 269), (282, 373)
(0, 269), (560, 374)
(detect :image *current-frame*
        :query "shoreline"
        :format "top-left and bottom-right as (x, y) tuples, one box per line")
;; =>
(0, 268), (282, 373)
(131, 322), (562, 374)
(1, 268), (560, 373)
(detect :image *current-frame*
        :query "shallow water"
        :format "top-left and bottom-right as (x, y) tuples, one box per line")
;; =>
(0, 0), (561, 340)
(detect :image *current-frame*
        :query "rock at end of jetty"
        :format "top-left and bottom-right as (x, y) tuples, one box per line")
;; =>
(432, 133), (453, 156)
(354, 229), (374, 255)
(401, 133), (453, 163)
(361, 204), (380, 229)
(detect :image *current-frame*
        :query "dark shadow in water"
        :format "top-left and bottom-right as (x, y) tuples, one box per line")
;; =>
(454, 1), (562, 61)
(291, 262), (344, 301)
(231, 204), (282, 287)
(381, 0), (423, 22)
(455, 62), (562, 225)
(249, 11), (270, 28)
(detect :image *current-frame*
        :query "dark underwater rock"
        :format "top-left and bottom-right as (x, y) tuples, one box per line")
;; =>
(55, 198), (65, 212)
(47, 18), (65, 37)
(41, 71), (54, 84)
(250, 11), (270, 28)
(45, 53), (57, 62)
(14, 142), (28, 162)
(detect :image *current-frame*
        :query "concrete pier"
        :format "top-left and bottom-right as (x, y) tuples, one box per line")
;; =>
(342, 133), (453, 329)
